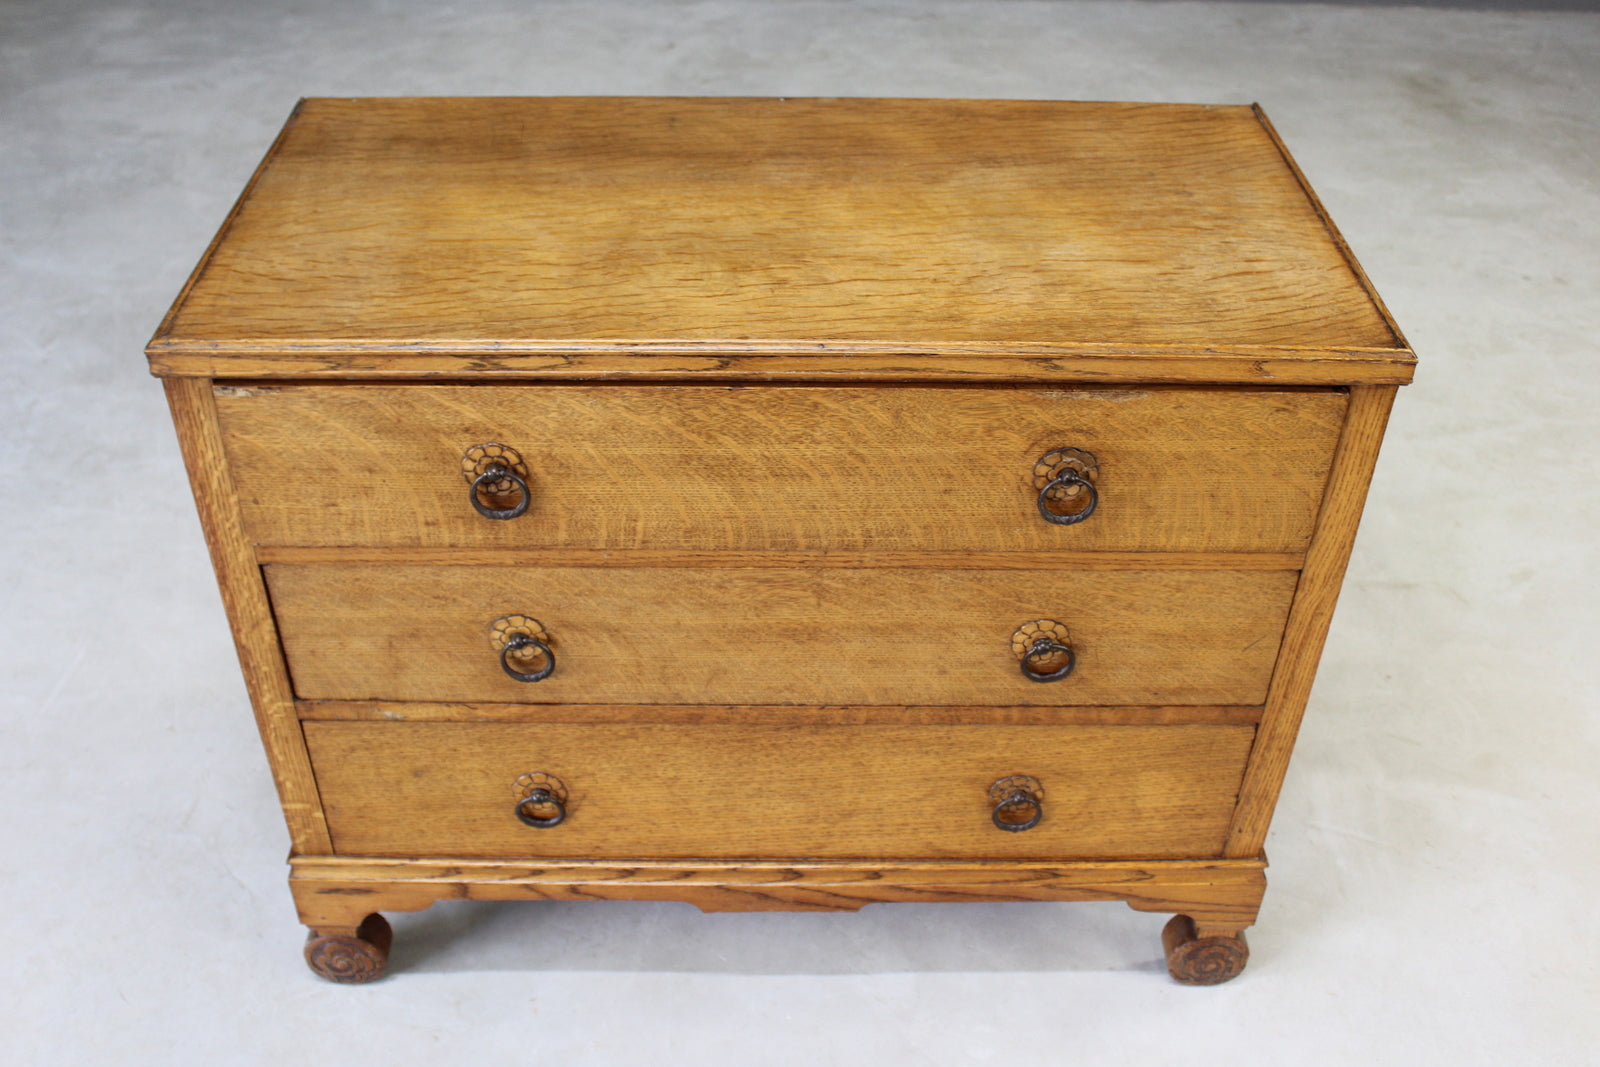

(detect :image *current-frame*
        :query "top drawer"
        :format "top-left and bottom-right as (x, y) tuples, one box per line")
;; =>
(215, 384), (1345, 553)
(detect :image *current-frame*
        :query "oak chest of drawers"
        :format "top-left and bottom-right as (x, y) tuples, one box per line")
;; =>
(149, 97), (1413, 983)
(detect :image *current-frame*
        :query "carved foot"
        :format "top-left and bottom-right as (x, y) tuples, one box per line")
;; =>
(1162, 914), (1249, 985)
(304, 913), (392, 983)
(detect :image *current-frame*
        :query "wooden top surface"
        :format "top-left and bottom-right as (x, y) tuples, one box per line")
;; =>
(148, 97), (1413, 383)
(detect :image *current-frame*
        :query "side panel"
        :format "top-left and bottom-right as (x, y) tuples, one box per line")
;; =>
(164, 377), (331, 854)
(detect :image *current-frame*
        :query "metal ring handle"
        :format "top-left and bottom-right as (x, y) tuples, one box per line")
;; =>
(500, 634), (555, 683)
(514, 788), (566, 828)
(470, 463), (530, 520)
(991, 788), (1043, 832)
(1037, 467), (1098, 525)
(1020, 637), (1075, 683)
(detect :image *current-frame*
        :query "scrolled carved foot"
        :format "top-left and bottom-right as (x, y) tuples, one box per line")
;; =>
(304, 913), (392, 983)
(1162, 914), (1249, 985)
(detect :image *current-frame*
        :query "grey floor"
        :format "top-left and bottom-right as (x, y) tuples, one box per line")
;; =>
(4, 1), (1598, 1062)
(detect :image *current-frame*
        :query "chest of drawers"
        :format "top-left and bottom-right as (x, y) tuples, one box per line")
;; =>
(149, 97), (1413, 984)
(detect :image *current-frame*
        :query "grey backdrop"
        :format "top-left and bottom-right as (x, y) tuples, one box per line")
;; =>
(3, 1), (1597, 1063)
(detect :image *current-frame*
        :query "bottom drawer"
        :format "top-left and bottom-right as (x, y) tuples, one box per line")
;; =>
(305, 721), (1254, 860)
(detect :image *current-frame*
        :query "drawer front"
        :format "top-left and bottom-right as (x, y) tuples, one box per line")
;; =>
(218, 384), (1345, 552)
(268, 564), (1295, 706)
(304, 721), (1255, 860)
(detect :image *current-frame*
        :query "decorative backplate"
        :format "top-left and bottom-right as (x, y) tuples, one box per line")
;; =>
(461, 443), (530, 496)
(490, 615), (550, 651)
(1036, 444), (1100, 524)
(1032, 447), (1098, 493)
(1011, 619), (1071, 659)
(512, 771), (568, 804)
(988, 775), (1045, 804)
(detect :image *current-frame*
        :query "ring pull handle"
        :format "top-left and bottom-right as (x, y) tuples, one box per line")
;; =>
(513, 772), (568, 828)
(501, 634), (555, 682)
(462, 444), (531, 520)
(491, 616), (555, 683)
(1033, 447), (1099, 526)
(472, 465), (530, 520)
(989, 775), (1044, 832)
(1012, 620), (1076, 683)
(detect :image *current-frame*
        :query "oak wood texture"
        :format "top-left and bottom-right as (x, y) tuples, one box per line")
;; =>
(161, 378), (331, 853)
(152, 97), (1411, 981)
(216, 383), (1346, 553)
(146, 98), (1414, 385)
(289, 856), (1268, 920)
(159, 348), (1413, 386)
(301, 721), (1255, 860)
(1225, 384), (1399, 856)
(1252, 107), (1412, 361)
(295, 700), (1264, 727)
(265, 564), (1298, 706)
(258, 547), (1306, 571)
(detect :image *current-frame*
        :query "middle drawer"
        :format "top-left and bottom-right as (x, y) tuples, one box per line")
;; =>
(267, 564), (1296, 706)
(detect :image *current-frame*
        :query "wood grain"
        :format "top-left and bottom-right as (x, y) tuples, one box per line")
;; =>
(146, 97), (1412, 383)
(290, 855), (1267, 920)
(302, 721), (1255, 860)
(217, 384), (1347, 553)
(150, 99), (305, 345)
(162, 378), (331, 853)
(1226, 384), (1398, 855)
(266, 564), (1298, 706)
(1252, 105), (1413, 358)
(151, 345), (1416, 385)
(258, 547), (1306, 571)
(296, 700), (1264, 727)
(152, 97), (1410, 977)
